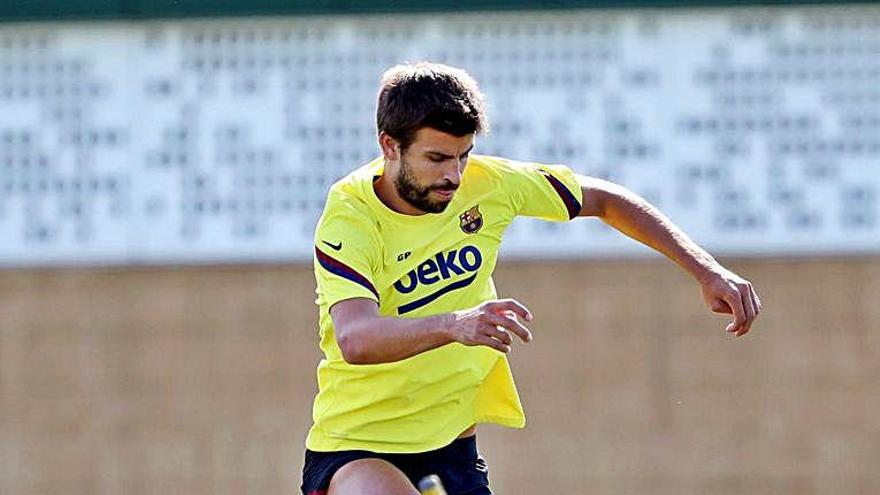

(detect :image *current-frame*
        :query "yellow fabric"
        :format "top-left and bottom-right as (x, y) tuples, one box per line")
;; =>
(307, 154), (583, 453)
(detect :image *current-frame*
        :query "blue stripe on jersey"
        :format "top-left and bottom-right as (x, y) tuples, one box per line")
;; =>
(541, 170), (582, 220)
(315, 246), (379, 300)
(397, 272), (478, 315)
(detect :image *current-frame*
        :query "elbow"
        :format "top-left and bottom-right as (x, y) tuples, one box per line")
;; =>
(576, 175), (617, 218)
(337, 331), (373, 365)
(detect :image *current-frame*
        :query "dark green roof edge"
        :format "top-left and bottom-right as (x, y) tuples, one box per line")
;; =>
(1, 1), (878, 23)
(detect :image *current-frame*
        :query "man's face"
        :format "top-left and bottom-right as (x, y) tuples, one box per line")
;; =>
(392, 127), (474, 214)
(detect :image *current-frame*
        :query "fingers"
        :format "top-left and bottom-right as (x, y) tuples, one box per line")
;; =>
(736, 285), (756, 337)
(459, 299), (535, 353)
(722, 281), (761, 337)
(739, 283), (763, 337)
(483, 324), (513, 346)
(483, 312), (532, 343)
(484, 298), (533, 322)
(722, 288), (746, 335)
(751, 287), (762, 314)
(710, 299), (732, 314)
(473, 333), (511, 354)
(702, 269), (762, 339)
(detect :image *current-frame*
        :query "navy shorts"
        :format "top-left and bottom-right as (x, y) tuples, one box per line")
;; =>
(301, 435), (491, 495)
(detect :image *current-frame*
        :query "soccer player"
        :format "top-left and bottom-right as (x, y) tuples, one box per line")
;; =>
(302, 62), (761, 495)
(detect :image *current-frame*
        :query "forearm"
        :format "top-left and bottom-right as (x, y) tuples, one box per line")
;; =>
(575, 176), (761, 336)
(338, 313), (454, 365)
(596, 182), (722, 282)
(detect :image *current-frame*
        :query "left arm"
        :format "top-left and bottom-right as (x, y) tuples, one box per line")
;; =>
(576, 174), (762, 337)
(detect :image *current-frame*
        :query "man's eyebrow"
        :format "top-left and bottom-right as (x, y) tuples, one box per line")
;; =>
(425, 145), (474, 158)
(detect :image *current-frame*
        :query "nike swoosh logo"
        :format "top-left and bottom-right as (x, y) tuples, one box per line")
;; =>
(322, 240), (342, 251)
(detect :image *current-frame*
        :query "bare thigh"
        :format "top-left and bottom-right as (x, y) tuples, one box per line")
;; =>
(327, 457), (419, 495)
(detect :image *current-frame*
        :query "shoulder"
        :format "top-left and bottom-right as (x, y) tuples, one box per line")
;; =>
(468, 154), (520, 175)
(463, 154), (528, 191)
(467, 154), (548, 180)
(323, 159), (379, 217)
(466, 154), (557, 192)
(318, 167), (380, 240)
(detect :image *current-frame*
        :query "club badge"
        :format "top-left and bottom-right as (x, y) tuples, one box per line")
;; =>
(459, 205), (483, 234)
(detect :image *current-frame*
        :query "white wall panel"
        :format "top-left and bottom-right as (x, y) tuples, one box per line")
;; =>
(0, 6), (878, 266)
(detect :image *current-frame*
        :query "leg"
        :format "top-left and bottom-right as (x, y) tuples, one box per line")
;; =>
(328, 458), (420, 495)
(418, 436), (492, 495)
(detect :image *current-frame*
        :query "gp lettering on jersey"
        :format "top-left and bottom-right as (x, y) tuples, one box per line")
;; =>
(394, 245), (482, 314)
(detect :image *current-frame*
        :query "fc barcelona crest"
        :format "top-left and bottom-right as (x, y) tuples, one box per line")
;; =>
(459, 205), (483, 234)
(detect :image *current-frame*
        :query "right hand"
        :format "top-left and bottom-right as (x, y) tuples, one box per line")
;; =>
(447, 299), (533, 353)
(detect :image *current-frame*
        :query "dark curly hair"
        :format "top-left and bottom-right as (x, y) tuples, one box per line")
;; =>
(377, 62), (489, 152)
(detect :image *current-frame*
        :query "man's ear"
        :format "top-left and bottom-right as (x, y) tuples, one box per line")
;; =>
(378, 132), (400, 161)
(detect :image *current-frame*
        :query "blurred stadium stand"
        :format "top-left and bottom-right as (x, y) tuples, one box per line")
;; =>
(1, 2), (879, 265)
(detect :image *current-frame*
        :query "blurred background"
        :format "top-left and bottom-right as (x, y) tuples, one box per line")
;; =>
(1, 1), (878, 494)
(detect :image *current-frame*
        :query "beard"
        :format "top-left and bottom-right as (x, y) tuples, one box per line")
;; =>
(394, 156), (457, 213)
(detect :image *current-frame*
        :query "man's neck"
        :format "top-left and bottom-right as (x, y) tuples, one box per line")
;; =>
(373, 173), (427, 216)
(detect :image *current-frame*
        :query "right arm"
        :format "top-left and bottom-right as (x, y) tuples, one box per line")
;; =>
(332, 297), (534, 365)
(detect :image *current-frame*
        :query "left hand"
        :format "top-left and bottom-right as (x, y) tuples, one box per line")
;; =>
(699, 266), (762, 337)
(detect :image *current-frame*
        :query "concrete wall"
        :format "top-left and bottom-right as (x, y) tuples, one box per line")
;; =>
(1, 258), (878, 494)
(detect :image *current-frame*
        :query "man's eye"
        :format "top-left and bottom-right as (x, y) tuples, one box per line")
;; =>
(430, 156), (445, 163)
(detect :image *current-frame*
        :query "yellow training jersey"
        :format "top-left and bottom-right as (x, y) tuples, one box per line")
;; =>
(307, 154), (583, 453)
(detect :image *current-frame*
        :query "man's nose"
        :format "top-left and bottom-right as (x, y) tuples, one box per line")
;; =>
(443, 160), (462, 185)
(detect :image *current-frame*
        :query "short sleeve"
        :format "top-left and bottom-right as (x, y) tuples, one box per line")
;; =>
(313, 195), (381, 308)
(503, 160), (584, 221)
